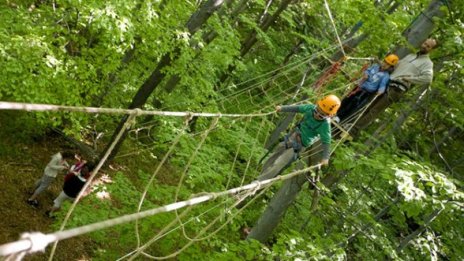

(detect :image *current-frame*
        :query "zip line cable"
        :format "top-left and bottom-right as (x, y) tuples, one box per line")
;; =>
(0, 64), (369, 258)
(161, 38), (368, 112)
(215, 43), (340, 96)
(0, 78), (374, 260)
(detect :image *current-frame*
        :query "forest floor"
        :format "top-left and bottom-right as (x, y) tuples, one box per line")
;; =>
(0, 135), (97, 260)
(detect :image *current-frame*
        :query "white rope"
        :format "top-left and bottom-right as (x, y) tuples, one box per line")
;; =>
(330, 95), (380, 154)
(323, 0), (346, 57)
(0, 101), (272, 118)
(0, 163), (321, 257)
(134, 118), (191, 248)
(346, 56), (375, 61)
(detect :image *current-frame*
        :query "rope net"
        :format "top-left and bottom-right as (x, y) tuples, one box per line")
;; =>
(0, 40), (375, 260)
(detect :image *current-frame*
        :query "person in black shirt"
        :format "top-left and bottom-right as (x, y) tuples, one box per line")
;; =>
(46, 164), (93, 217)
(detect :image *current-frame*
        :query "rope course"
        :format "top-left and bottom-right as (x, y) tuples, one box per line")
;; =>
(0, 92), (372, 259)
(0, 30), (381, 260)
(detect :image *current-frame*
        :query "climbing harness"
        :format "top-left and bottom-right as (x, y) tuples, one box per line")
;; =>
(284, 129), (303, 160)
(388, 80), (409, 92)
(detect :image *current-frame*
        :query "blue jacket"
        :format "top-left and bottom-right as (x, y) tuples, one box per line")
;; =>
(361, 64), (390, 94)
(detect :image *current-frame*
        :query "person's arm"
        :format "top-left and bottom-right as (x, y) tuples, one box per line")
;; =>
(69, 164), (80, 175)
(47, 156), (68, 171)
(275, 105), (301, 113)
(377, 74), (390, 95)
(319, 122), (332, 165)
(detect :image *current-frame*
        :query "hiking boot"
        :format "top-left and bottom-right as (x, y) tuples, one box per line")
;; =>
(26, 199), (39, 208)
(45, 210), (55, 219)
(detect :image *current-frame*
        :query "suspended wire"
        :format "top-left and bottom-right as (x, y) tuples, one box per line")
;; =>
(134, 117), (192, 248)
(160, 41), (348, 112)
(130, 187), (270, 260)
(323, 0), (346, 57)
(116, 202), (224, 261)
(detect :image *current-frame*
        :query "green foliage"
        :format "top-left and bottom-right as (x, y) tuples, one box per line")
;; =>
(2, 0), (464, 260)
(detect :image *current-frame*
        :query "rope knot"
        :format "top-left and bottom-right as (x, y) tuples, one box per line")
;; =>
(184, 112), (194, 123)
(251, 181), (262, 195)
(132, 108), (143, 116)
(20, 232), (50, 253)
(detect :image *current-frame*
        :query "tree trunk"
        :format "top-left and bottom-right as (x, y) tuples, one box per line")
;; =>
(247, 0), (447, 246)
(323, 84), (429, 189)
(265, 33), (367, 150)
(99, 0), (227, 162)
(395, 0), (445, 57)
(264, 2), (400, 149)
(247, 161), (308, 242)
(51, 128), (99, 161)
(161, 0), (248, 94)
(247, 146), (322, 242)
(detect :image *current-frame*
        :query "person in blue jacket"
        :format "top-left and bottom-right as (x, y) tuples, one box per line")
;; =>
(335, 54), (399, 123)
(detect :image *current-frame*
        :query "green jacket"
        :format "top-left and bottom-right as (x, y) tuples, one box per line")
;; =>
(281, 104), (331, 147)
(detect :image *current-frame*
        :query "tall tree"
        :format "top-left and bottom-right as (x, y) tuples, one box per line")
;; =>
(99, 0), (227, 162)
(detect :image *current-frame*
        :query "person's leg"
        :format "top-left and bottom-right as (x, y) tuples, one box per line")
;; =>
(257, 148), (296, 181)
(338, 94), (359, 121)
(47, 191), (73, 216)
(351, 92), (374, 115)
(259, 130), (304, 181)
(33, 177), (42, 191)
(262, 141), (287, 171)
(28, 176), (54, 201)
(350, 88), (401, 136)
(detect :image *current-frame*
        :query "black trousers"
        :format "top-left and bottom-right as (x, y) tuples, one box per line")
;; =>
(337, 89), (374, 122)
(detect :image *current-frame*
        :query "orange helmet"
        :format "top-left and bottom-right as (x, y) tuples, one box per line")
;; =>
(384, 54), (399, 66)
(317, 95), (341, 116)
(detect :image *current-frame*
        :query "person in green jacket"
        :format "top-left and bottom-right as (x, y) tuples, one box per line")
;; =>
(258, 95), (341, 181)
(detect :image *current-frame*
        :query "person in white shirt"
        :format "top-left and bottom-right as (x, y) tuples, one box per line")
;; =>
(389, 38), (437, 91)
(27, 152), (73, 207)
